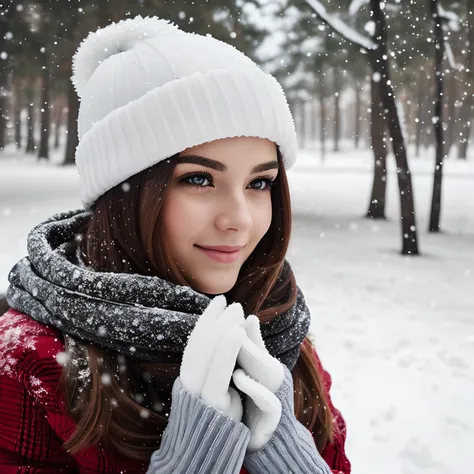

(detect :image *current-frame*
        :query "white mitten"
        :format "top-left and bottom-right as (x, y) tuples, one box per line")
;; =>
(232, 315), (286, 452)
(180, 295), (246, 421)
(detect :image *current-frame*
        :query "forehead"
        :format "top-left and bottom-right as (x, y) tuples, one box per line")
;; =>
(179, 137), (278, 163)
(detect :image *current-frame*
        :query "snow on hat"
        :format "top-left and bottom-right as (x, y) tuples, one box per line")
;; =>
(71, 15), (298, 209)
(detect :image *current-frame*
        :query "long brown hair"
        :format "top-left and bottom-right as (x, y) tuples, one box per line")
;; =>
(61, 148), (334, 461)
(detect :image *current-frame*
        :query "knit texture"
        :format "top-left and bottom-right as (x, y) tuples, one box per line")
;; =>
(147, 377), (250, 473)
(71, 15), (298, 209)
(243, 366), (332, 474)
(0, 309), (351, 473)
(6, 209), (310, 372)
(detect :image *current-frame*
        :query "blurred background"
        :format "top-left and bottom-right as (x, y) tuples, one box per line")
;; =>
(0, 1), (473, 473)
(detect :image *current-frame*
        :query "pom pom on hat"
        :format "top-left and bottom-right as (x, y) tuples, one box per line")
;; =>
(71, 15), (182, 98)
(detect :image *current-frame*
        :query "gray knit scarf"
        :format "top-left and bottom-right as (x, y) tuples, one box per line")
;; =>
(5, 209), (311, 370)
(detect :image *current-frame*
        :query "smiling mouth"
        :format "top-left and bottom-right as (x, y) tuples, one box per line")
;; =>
(194, 245), (242, 264)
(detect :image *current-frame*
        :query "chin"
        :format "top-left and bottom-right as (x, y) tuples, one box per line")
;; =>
(193, 274), (238, 295)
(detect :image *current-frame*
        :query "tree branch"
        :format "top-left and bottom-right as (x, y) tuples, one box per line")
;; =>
(305, 0), (377, 51)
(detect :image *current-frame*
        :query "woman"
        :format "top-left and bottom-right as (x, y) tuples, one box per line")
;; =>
(0, 15), (351, 474)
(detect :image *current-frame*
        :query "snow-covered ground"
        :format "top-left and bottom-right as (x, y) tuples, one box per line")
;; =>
(1, 143), (473, 474)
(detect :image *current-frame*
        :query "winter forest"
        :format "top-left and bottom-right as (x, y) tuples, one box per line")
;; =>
(0, 0), (473, 473)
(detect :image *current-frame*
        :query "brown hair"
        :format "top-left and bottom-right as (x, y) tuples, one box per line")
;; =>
(61, 149), (334, 461)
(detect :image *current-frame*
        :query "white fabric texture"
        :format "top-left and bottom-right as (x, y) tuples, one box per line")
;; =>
(71, 15), (298, 209)
(233, 314), (285, 452)
(180, 294), (246, 422)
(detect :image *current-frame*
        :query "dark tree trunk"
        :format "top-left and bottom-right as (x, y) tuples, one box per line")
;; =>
(54, 101), (63, 149)
(428, 0), (445, 233)
(64, 80), (79, 165)
(366, 78), (387, 219)
(355, 82), (361, 149)
(0, 9), (8, 150)
(98, 0), (110, 28)
(0, 1), (18, 150)
(319, 79), (326, 162)
(14, 79), (22, 149)
(0, 74), (7, 150)
(444, 73), (457, 155)
(38, 52), (51, 160)
(25, 84), (35, 154)
(63, 8), (80, 165)
(415, 68), (425, 157)
(370, 0), (419, 255)
(458, 1), (474, 160)
(333, 70), (341, 152)
(458, 93), (473, 159)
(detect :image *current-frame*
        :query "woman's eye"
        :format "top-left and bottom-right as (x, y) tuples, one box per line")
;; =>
(250, 175), (276, 191)
(251, 179), (270, 190)
(187, 175), (211, 186)
(179, 172), (275, 192)
(179, 172), (213, 189)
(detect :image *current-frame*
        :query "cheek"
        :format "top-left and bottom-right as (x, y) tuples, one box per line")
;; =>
(252, 198), (273, 237)
(163, 191), (206, 240)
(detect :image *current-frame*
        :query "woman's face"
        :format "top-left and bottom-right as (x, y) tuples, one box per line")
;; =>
(162, 136), (279, 294)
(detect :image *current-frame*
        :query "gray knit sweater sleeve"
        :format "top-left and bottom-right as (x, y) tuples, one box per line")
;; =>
(146, 376), (250, 474)
(243, 366), (332, 474)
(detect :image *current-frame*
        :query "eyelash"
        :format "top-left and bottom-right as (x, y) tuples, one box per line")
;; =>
(179, 171), (277, 192)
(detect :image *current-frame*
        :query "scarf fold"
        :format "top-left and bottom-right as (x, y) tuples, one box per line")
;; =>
(6, 209), (311, 370)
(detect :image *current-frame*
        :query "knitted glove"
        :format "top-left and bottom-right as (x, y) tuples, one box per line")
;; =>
(232, 314), (284, 451)
(180, 294), (246, 421)
(147, 296), (251, 473)
(234, 315), (332, 474)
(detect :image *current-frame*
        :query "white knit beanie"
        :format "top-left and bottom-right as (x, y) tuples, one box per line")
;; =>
(71, 15), (298, 209)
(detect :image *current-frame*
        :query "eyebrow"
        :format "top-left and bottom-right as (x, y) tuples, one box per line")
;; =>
(176, 155), (279, 174)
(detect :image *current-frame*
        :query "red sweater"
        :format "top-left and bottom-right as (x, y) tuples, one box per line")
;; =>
(0, 309), (351, 473)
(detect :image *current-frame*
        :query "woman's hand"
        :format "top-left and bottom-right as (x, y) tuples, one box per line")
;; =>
(180, 295), (246, 422)
(232, 314), (285, 451)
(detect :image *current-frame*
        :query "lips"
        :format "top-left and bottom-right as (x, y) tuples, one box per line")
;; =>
(195, 245), (242, 264)
(197, 245), (244, 252)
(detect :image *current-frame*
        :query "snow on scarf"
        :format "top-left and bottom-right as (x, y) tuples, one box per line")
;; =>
(6, 209), (311, 370)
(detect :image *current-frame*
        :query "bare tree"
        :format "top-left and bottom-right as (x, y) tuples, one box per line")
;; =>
(428, 0), (445, 232)
(366, 78), (388, 219)
(306, 0), (419, 255)
(458, 2), (474, 159)
(38, 48), (51, 160)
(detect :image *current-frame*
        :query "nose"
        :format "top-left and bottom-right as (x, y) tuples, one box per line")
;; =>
(215, 190), (253, 232)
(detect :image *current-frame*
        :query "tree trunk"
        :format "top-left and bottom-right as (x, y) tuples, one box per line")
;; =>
(14, 79), (22, 149)
(0, 69), (7, 150)
(415, 68), (425, 157)
(0, 2), (19, 150)
(63, 8), (80, 166)
(370, 0), (419, 255)
(355, 82), (361, 149)
(428, 0), (445, 233)
(64, 80), (79, 165)
(25, 83), (35, 154)
(333, 70), (341, 152)
(54, 101), (63, 149)
(38, 52), (51, 160)
(444, 72), (457, 155)
(458, 2), (474, 159)
(0, 11), (8, 150)
(98, 0), (110, 28)
(366, 78), (387, 219)
(319, 79), (326, 162)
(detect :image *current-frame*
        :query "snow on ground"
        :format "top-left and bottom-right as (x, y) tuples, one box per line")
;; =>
(0, 143), (473, 474)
